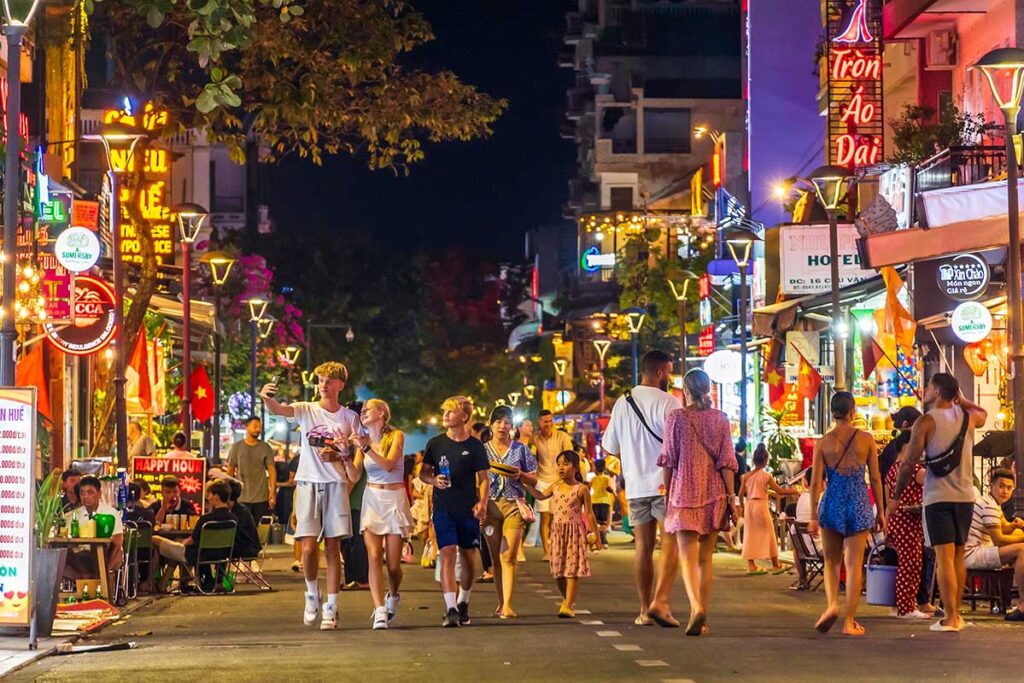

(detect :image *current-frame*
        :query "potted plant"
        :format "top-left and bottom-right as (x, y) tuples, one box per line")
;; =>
(34, 471), (67, 637)
(762, 408), (802, 477)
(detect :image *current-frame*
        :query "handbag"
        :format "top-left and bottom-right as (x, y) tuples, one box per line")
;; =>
(515, 498), (537, 523)
(924, 410), (969, 477)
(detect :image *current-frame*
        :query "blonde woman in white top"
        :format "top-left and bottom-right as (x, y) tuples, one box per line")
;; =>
(350, 398), (413, 630)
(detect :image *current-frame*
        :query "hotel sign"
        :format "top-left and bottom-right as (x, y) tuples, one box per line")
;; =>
(826, 0), (883, 168)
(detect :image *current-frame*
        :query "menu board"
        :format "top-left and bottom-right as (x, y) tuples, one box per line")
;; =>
(130, 457), (206, 515)
(0, 388), (36, 627)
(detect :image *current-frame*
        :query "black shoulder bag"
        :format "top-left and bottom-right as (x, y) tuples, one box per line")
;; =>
(924, 410), (969, 477)
(624, 390), (663, 443)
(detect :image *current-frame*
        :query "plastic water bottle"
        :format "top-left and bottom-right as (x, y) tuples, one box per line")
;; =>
(116, 468), (129, 512)
(438, 456), (451, 489)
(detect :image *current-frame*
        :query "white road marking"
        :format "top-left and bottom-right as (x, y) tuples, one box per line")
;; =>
(596, 630), (622, 637)
(636, 660), (669, 667)
(613, 644), (642, 652)
(575, 609), (592, 614)
(580, 620), (604, 625)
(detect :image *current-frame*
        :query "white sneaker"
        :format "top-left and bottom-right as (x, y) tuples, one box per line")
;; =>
(320, 602), (338, 630)
(897, 610), (930, 620)
(303, 592), (320, 625)
(372, 606), (388, 630)
(385, 591), (400, 623)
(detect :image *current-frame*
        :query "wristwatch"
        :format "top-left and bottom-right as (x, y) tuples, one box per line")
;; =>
(361, 444), (371, 454)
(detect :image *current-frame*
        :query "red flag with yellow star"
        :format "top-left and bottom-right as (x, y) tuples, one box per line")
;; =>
(796, 350), (823, 401)
(762, 335), (786, 409)
(175, 365), (215, 422)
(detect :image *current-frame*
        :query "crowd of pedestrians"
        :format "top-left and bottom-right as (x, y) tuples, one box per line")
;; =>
(228, 353), (1023, 638)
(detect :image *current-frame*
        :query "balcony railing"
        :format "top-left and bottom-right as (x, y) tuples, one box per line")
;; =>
(914, 145), (1006, 194)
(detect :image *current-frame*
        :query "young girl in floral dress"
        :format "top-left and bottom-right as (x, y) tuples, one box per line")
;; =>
(526, 450), (601, 618)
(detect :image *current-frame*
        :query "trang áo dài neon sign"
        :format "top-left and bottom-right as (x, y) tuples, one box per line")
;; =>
(826, 0), (883, 169)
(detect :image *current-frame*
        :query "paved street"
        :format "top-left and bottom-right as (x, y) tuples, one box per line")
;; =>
(10, 539), (1020, 682)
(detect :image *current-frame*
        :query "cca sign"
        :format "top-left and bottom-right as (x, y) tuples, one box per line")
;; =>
(44, 275), (117, 356)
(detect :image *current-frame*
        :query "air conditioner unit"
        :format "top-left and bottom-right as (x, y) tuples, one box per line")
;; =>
(925, 29), (957, 70)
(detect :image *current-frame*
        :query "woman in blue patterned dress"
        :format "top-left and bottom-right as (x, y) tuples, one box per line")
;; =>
(808, 392), (886, 636)
(482, 406), (538, 618)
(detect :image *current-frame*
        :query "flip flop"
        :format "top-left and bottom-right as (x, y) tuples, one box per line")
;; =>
(647, 609), (681, 628)
(815, 609), (839, 633)
(929, 620), (961, 632)
(841, 621), (865, 636)
(771, 567), (790, 575)
(746, 569), (768, 576)
(634, 614), (653, 626)
(685, 612), (706, 636)
(558, 606), (575, 619)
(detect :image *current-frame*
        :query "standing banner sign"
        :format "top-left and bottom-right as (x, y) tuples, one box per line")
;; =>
(0, 388), (37, 631)
(130, 457), (206, 514)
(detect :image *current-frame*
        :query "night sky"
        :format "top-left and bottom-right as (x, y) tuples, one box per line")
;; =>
(262, 0), (575, 260)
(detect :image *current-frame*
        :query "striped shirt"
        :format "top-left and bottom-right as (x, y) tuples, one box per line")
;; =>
(966, 493), (1002, 552)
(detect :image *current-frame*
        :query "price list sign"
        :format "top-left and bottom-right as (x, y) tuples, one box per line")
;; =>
(0, 388), (36, 627)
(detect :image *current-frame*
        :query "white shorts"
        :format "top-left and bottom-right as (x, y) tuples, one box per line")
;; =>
(294, 481), (352, 540)
(361, 487), (414, 537)
(964, 545), (1002, 570)
(535, 479), (556, 514)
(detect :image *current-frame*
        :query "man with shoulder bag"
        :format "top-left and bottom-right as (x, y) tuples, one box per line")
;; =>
(601, 350), (681, 627)
(888, 373), (987, 633)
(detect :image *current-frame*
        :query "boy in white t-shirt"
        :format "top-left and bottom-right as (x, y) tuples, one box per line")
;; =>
(260, 361), (360, 630)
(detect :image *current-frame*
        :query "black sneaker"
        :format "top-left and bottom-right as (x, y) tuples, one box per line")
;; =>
(1005, 608), (1024, 622)
(442, 607), (460, 628)
(457, 601), (471, 625)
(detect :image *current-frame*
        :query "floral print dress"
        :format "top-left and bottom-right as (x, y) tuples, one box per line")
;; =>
(549, 482), (590, 579)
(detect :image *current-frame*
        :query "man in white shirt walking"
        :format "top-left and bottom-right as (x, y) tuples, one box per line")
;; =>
(260, 361), (360, 630)
(601, 349), (681, 627)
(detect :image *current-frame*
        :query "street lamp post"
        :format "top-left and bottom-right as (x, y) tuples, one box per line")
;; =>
(84, 120), (146, 467)
(624, 308), (646, 386)
(726, 233), (757, 445)
(668, 271), (698, 375)
(553, 359), (568, 425)
(247, 298), (269, 415)
(200, 250), (235, 464)
(593, 339), (611, 416)
(972, 48), (1024, 496)
(800, 165), (854, 392)
(172, 203), (208, 447)
(0, 2), (43, 385)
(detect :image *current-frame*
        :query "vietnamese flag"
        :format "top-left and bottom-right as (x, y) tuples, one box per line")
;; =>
(763, 336), (787, 409)
(16, 343), (51, 421)
(127, 327), (152, 411)
(860, 331), (885, 380)
(795, 350), (823, 401)
(175, 365), (216, 422)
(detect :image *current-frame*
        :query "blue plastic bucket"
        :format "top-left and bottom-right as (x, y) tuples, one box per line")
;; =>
(866, 564), (897, 606)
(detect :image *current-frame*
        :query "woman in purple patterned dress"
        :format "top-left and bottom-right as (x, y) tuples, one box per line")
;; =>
(658, 369), (739, 636)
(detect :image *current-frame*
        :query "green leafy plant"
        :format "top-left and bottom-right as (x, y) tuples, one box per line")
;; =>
(889, 102), (1001, 165)
(35, 472), (63, 548)
(762, 409), (798, 471)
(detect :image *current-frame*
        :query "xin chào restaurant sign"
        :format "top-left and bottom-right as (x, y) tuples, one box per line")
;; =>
(937, 253), (989, 302)
(779, 224), (874, 295)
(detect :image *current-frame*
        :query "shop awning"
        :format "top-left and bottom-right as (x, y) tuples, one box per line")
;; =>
(144, 293), (216, 331)
(858, 180), (1024, 269)
(916, 295), (1006, 329)
(753, 274), (889, 337)
(562, 395), (601, 415)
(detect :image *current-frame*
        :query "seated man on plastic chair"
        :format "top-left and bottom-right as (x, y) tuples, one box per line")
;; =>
(965, 468), (1024, 622)
(153, 480), (237, 593)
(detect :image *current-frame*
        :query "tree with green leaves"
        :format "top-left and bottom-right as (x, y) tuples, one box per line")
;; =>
(85, 0), (505, 450)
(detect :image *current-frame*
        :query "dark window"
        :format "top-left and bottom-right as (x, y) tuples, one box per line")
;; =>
(644, 108), (691, 154)
(610, 187), (633, 211)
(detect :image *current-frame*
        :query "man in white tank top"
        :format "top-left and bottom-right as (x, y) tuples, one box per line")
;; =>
(888, 373), (986, 633)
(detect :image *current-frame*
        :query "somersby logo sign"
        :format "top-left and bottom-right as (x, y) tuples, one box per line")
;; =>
(53, 227), (100, 273)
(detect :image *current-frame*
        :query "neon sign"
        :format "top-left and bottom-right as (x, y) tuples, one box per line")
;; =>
(101, 104), (175, 266)
(826, 0), (883, 170)
(581, 246), (615, 272)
